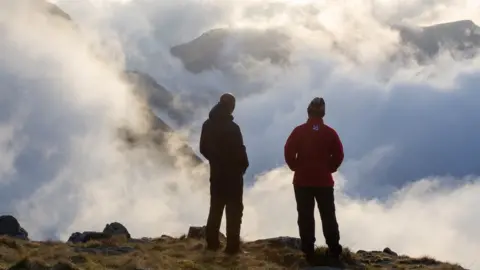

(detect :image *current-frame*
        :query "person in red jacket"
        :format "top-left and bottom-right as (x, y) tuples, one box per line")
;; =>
(284, 97), (344, 264)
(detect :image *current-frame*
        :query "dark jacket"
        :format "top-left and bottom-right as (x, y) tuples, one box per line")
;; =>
(200, 103), (249, 185)
(284, 118), (344, 187)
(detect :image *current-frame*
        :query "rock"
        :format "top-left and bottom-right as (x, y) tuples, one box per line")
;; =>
(187, 226), (205, 239)
(67, 232), (112, 244)
(160, 234), (174, 240)
(253, 237), (302, 250)
(0, 215), (29, 240)
(0, 215), (20, 236)
(187, 226), (226, 240)
(18, 227), (29, 240)
(102, 222), (131, 239)
(383, 247), (398, 256)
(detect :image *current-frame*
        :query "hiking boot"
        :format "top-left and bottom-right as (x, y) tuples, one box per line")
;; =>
(328, 257), (346, 268)
(224, 245), (241, 255)
(305, 252), (317, 266)
(205, 242), (221, 251)
(327, 245), (342, 259)
(327, 250), (345, 268)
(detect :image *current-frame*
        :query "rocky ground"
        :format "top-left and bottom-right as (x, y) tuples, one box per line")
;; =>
(0, 216), (466, 270)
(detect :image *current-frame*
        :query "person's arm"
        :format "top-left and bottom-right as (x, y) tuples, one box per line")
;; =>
(284, 127), (299, 171)
(231, 124), (249, 175)
(329, 129), (344, 173)
(199, 121), (211, 160)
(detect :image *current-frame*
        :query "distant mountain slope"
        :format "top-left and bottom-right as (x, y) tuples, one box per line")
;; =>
(171, 20), (480, 74)
(44, 1), (72, 21)
(395, 20), (480, 61)
(35, 1), (203, 167)
(123, 71), (192, 127)
(170, 28), (291, 73)
(119, 70), (203, 166)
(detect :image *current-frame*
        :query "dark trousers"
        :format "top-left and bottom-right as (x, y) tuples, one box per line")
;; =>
(205, 181), (244, 249)
(294, 185), (342, 256)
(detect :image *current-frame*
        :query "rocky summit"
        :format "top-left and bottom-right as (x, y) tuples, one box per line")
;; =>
(0, 216), (466, 270)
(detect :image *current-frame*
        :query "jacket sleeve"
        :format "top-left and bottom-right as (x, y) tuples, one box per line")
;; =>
(231, 124), (249, 175)
(284, 127), (299, 171)
(199, 121), (211, 160)
(329, 129), (344, 173)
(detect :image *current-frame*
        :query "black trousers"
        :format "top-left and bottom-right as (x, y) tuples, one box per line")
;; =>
(294, 185), (342, 256)
(205, 181), (244, 249)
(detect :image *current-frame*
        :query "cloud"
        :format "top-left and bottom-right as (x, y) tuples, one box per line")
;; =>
(244, 169), (480, 269)
(0, 0), (479, 268)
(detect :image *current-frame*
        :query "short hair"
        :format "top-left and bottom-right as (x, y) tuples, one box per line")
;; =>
(307, 97), (325, 118)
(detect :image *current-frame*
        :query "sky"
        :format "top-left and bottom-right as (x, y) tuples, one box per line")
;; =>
(1, 0), (480, 268)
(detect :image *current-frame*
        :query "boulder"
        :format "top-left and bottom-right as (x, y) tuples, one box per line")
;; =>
(102, 222), (131, 239)
(253, 236), (302, 250)
(383, 247), (398, 256)
(187, 226), (226, 240)
(0, 215), (29, 240)
(67, 232), (112, 244)
(18, 227), (29, 240)
(67, 222), (131, 244)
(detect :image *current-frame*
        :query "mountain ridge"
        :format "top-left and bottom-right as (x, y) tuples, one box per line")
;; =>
(0, 216), (468, 269)
(38, 1), (204, 166)
(171, 20), (480, 73)
(0, 235), (466, 270)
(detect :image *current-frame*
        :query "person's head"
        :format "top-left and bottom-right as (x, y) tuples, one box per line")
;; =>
(307, 97), (325, 118)
(219, 93), (236, 114)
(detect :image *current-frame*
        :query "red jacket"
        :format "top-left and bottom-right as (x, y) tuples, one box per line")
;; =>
(284, 118), (344, 187)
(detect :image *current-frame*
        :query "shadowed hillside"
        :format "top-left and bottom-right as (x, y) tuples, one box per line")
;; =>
(118, 70), (203, 167)
(44, 1), (71, 21)
(37, 1), (203, 167)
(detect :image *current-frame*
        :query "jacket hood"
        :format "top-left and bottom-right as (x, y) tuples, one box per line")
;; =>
(209, 102), (233, 121)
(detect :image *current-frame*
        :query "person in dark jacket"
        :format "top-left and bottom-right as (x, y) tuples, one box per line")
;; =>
(284, 97), (344, 264)
(199, 93), (249, 254)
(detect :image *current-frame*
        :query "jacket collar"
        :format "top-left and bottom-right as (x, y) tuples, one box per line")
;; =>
(209, 102), (234, 122)
(307, 117), (324, 125)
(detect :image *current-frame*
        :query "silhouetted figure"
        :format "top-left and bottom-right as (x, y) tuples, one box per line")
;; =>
(199, 93), (249, 254)
(284, 97), (344, 264)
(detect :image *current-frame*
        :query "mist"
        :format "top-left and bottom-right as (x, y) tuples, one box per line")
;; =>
(0, 0), (479, 268)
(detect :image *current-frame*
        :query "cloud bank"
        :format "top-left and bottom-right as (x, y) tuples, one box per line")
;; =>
(0, 0), (479, 268)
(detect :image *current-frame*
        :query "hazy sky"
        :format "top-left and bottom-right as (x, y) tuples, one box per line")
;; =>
(1, 0), (480, 268)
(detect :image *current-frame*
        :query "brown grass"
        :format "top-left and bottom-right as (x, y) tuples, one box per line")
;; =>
(0, 236), (465, 270)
